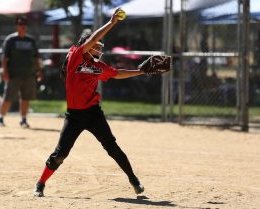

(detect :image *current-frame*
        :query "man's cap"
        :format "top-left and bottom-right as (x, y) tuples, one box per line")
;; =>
(15, 16), (28, 25)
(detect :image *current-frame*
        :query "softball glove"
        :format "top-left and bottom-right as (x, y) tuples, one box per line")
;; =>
(138, 55), (171, 75)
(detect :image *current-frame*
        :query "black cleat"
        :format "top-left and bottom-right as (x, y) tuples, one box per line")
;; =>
(34, 182), (45, 197)
(0, 118), (5, 127)
(131, 183), (144, 194)
(20, 120), (30, 128)
(129, 177), (144, 194)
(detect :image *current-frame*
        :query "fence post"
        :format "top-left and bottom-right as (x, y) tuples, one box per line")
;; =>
(93, 0), (103, 97)
(236, 0), (242, 125)
(241, 0), (250, 131)
(178, 0), (186, 124)
(162, 0), (173, 121)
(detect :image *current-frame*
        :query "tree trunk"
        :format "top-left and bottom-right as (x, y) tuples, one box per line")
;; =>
(63, 0), (84, 44)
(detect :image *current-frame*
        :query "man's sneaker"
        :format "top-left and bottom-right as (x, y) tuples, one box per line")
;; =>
(131, 183), (145, 194)
(20, 120), (30, 128)
(34, 182), (45, 197)
(0, 118), (5, 127)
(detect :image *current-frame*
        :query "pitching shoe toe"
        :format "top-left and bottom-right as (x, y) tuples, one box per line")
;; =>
(34, 182), (45, 197)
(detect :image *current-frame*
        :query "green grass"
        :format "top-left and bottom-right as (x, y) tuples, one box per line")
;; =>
(30, 100), (162, 116)
(30, 100), (260, 118)
(101, 101), (161, 116)
(182, 105), (236, 117)
(30, 100), (67, 114)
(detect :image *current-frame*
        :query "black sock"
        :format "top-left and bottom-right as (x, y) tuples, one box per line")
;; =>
(21, 117), (27, 123)
(129, 176), (140, 186)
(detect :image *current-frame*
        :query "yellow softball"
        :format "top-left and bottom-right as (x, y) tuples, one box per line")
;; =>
(117, 10), (126, 21)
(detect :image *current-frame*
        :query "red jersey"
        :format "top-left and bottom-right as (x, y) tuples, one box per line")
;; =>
(66, 45), (118, 109)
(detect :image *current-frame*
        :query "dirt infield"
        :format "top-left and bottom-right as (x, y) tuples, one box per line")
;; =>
(0, 114), (259, 209)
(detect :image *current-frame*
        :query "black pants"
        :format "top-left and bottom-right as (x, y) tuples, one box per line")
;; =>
(46, 105), (139, 184)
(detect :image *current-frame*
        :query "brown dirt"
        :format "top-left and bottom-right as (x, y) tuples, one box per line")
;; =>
(0, 114), (259, 209)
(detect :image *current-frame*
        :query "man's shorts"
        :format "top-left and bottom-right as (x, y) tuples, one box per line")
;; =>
(3, 77), (36, 101)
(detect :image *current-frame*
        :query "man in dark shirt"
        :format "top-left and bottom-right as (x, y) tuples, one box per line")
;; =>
(0, 16), (42, 128)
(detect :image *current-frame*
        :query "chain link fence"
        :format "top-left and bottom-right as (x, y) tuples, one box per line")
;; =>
(178, 53), (239, 126)
(1, 0), (259, 131)
(174, 0), (257, 131)
(174, 18), (241, 126)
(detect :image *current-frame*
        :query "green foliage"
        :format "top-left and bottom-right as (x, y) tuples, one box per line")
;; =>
(46, 0), (112, 9)
(103, 0), (113, 5)
(46, 0), (77, 9)
(45, 0), (113, 42)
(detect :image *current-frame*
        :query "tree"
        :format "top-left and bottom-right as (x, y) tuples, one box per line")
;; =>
(46, 0), (112, 43)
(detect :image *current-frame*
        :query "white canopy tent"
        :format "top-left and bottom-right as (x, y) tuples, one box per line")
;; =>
(44, 0), (129, 25)
(200, 0), (260, 24)
(106, 0), (231, 17)
(44, 0), (232, 24)
(0, 0), (46, 14)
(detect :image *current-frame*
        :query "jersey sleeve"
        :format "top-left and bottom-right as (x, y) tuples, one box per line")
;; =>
(66, 45), (84, 73)
(98, 63), (118, 81)
(2, 37), (12, 58)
